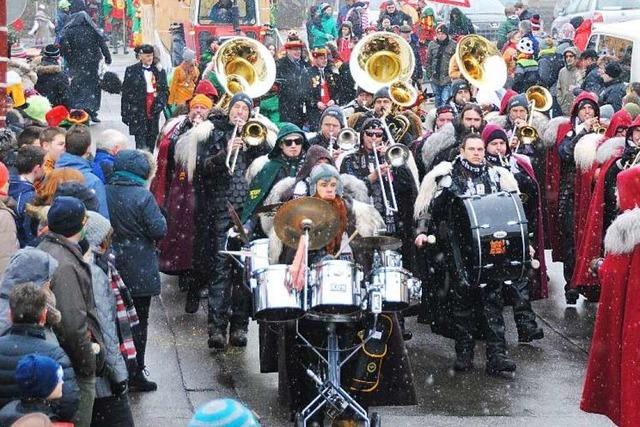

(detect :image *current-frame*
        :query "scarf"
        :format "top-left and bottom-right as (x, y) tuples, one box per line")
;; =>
(486, 152), (510, 168)
(108, 260), (139, 362)
(460, 157), (487, 175)
(111, 170), (148, 186)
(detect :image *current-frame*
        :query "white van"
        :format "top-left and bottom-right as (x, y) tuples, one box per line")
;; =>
(587, 19), (640, 82)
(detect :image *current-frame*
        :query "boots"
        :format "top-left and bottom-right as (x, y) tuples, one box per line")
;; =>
(486, 354), (516, 375)
(129, 368), (158, 392)
(453, 351), (474, 372)
(229, 328), (248, 347)
(208, 328), (227, 349)
(518, 326), (544, 343)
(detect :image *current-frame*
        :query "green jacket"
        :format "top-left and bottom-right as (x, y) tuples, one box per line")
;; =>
(496, 17), (519, 50)
(310, 14), (338, 48)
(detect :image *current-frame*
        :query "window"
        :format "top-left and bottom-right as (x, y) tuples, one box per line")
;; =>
(597, 0), (639, 10)
(599, 35), (633, 81)
(565, 0), (582, 14)
(198, 0), (257, 25)
(575, 0), (593, 13)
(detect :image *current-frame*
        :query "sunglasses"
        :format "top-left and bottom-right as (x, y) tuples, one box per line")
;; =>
(282, 138), (303, 147)
(365, 130), (384, 137)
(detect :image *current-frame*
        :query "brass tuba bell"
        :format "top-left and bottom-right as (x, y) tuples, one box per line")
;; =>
(349, 31), (416, 94)
(213, 36), (276, 109)
(455, 35), (507, 91)
(515, 85), (553, 146)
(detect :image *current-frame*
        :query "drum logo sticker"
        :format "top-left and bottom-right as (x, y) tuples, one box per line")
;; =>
(331, 283), (347, 292)
(489, 240), (507, 255)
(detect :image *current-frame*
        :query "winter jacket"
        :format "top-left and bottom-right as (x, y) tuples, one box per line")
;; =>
(496, 17), (519, 50)
(310, 14), (339, 48)
(537, 47), (563, 90)
(60, 11), (111, 69)
(0, 201), (18, 282)
(379, 10), (413, 27)
(55, 152), (109, 219)
(276, 57), (311, 127)
(0, 324), (79, 420)
(426, 37), (457, 85)
(513, 57), (540, 93)
(55, 10), (70, 43)
(88, 253), (128, 398)
(35, 59), (69, 108)
(37, 233), (104, 378)
(106, 151), (167, 297)
(556, 48), (582, 116)
(8, 176), (38, 247)
(168, 63), (199, 106)
(0, 398), (59, 426)
(599, 79), (626, 112)
(92, 149), (115, 185)
(581, 63), (603, 96)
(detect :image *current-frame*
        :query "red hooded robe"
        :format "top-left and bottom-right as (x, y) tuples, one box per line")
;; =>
(581, 166), (640, 426)
(571, 111), (634, 291)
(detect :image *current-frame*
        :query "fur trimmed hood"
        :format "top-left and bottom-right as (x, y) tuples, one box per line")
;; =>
(178, 120), (214, 182)
(574, 132), (603, 171)
(35, 64), (62, 75)
(596, 136), (625, 165)
(604, 207), (640, 255)
(245, 155), (270, 184)
(543, 116), (570, 148)
(421, 122), (456, 173)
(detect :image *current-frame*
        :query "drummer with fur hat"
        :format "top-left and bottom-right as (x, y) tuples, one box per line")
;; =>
(276, 32), (311, 128)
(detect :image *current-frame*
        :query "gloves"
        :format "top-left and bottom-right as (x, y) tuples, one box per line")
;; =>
(111, 380), (128, 396)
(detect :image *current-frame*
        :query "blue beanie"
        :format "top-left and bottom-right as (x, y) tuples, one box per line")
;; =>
(15, 355), (62, 399)
(228, 93), (253, 114)
(188, 399), (260, 427)
(47, 196), (86, 238)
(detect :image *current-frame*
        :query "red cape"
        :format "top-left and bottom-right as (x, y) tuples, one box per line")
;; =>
(573, 162), (598, 252)
(581, 247), (640, 426)
(545, 121), (572, 261)
(571, 157), (617, 289)
(515, 155), (548, 299)
(150, 117), (184, 207)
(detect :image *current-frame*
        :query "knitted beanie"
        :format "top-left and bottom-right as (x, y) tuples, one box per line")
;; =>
(84, 211), (112, 248)
(15, 355), (62, 399)
(188, 399), (260, 427)
(47, 196), (86, 238)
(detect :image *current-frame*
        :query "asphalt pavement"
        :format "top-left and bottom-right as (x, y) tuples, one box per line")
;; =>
(88, 53), (614, 427)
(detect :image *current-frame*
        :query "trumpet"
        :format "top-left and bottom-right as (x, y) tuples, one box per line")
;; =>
(225, 119), (268, 175)
(593, 122), (607, 135)
(515, 85), (553, 150)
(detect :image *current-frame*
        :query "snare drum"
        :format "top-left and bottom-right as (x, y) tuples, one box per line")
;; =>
(381, 250), (403, 267)
(309, 260), (363, 314)
(248, 239), (270, 277)
(371, 267), (411, 310)
(253, 265), (304, 321)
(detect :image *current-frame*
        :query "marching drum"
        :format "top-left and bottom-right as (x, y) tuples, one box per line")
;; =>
(449, 191), (529, 286)
(248, 238), (270, 276)
(253, 265), (304, 321)
(371, 267), (412, 310)
(309, 260), (363, 314)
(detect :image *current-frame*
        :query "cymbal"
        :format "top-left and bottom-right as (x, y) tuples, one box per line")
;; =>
(351, 236), (402, 252)
(273, 197), (340, 250)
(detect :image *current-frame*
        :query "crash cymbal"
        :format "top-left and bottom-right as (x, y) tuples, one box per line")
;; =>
(273, 197), (340, 250)
(351, 236), (402, 252)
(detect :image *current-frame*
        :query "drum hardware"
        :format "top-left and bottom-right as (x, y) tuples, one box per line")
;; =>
(351, 235), (402, 252)
(295, 320), (376, 426)
(455, 34), (508, 91)
(255, 202), (283, 215)
(227, 201), (249, 244)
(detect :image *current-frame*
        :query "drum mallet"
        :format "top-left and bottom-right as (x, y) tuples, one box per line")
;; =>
(331, 230), (360, 259)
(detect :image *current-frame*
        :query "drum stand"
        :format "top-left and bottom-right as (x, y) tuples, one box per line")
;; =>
(295, 320), (376, 426)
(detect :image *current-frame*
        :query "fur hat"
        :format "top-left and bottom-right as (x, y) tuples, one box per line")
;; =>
(309, 163), (343, 196)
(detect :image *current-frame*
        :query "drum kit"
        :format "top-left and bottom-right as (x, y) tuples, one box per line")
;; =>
(242, 197), (420, 426)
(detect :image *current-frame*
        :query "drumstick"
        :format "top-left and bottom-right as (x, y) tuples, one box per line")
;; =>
(332, 230), (359, 259)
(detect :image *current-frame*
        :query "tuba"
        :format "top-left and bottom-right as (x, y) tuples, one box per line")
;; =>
(455, 35), (507, 91)
(349, 32), (416, 94)
(213, 37), (276, 110)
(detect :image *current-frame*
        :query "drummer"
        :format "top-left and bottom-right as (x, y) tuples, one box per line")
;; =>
(413, 133), (521, 375)
(271, 165), (417, 421)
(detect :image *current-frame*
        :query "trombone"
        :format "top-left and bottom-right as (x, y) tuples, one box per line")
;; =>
(336, 127), (359, 152)
(225, 119), (268, 175)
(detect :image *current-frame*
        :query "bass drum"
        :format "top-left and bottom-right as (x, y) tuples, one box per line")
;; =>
(449, 191), (529, 286)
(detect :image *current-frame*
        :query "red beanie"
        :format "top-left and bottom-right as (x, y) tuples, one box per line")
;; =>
(195, 79), (218, 100)
(499, 89), (518, 115)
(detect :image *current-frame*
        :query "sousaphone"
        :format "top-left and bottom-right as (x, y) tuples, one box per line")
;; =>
(455, 34), (507, 91)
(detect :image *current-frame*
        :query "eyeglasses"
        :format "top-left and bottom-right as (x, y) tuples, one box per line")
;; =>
(565, 54), (575, 58)
(282, 138), (303, 147)
(365, 130), (384, 137)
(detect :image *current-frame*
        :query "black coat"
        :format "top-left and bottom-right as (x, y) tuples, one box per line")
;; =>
(0, 324), (79, 420)
(306, 65), (341, 131)
(35, 61), (69, 107)
(276, 56), (311, 128)
(121, 62), (169, 137)
(107, 150), (167, 297)
(599, 79), (626, 112)
(581, 63), (604, 96)
(60, 12), (111, 112)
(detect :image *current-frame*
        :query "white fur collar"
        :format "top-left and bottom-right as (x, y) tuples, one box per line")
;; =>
(542, 116), (570, 148)
(414, 161), (453, 220)
(604, 207), (640, 255)
(574, 132), (603, 171)
(596, 136), (625, 165)
(177, 120), (214, 182)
